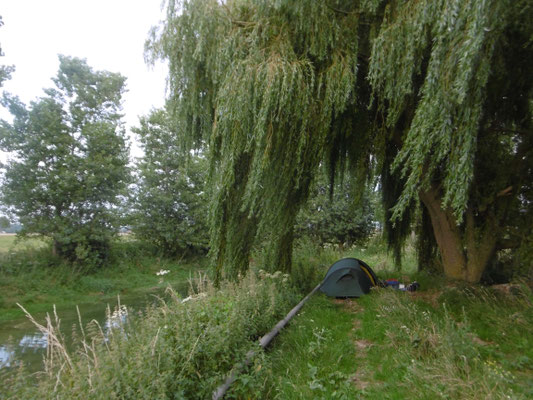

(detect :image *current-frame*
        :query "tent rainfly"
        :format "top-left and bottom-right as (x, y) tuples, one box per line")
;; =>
(320, 258), (378, 298)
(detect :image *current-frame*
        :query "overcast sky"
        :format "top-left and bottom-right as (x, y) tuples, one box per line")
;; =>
(0, 0), (168, 160)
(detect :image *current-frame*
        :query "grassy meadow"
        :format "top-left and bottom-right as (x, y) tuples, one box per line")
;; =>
(0, 234), (47, 253)
(0, 235), (208, 322)
(240, 242), (533, 399)
(1, 235), (531, 399)
(252, 282), (532, 399)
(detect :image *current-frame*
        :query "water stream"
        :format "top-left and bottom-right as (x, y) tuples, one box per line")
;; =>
(0, 283), (188, 372)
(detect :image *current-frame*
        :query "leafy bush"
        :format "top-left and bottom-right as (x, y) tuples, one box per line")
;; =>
(0, 245), (64, 275)
(0, 272), (298, 399)
(290, 238), (340, 294)
(295, 171), (376, 248)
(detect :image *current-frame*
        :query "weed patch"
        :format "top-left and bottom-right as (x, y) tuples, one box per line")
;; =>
(0, 273), (298, 399)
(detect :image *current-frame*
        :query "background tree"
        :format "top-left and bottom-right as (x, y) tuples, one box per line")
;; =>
(130, 108), (209, 257)
(148, 0), (532, 282)
(295, 168), (375, 248)
(0, 15), (14, 227)
(0, 56), (130, 267)
(0, 16), (15, 88)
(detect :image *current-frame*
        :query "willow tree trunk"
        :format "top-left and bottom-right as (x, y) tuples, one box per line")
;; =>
(419, 187), (498, 283)
(269, 226), (294, 273)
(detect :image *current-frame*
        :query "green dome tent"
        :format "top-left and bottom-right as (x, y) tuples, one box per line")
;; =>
(320, 258), (378, 298)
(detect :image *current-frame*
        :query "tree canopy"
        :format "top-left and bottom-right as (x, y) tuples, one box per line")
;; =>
(0, 16), (14, 88)
(130, 108), (209, 256)
(148, 0), (532, 281)
(295, 167), (376, 248)
(0, 56), (130, 266)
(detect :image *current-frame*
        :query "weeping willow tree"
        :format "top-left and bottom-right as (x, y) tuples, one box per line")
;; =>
(148, 0), (533, 282)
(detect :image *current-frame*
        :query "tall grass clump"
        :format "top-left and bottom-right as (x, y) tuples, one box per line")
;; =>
(0, 272), (298, 399)
(357, 286), (533, 399)
(437, 284), (533, 374)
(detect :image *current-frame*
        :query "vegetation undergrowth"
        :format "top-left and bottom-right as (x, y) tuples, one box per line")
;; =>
(239, 295), (360, 399)
(2, 235), (531, 399)
(352, 285), (533, 399)
(0, 271), (298, 399)
(0, 238), (206, 322)
(239, 239), (532, 399)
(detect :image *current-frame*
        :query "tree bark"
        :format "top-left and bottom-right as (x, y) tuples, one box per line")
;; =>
(52, 239), (60, 257)
(419, 187), (497, 283)
(464, 209), (498, 283)
(419, 187), (467, 280)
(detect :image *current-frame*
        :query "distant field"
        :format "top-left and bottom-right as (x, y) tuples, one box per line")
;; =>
(0, 234), (48, 253)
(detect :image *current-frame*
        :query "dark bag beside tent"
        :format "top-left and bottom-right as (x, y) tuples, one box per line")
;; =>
(320, 258), (378, 298)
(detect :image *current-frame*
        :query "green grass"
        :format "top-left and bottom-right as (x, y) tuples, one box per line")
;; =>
(353, 285), (533, 399)
(0, 272), (299, 400)
(347, 235), (418, 275)
(237, 238), (533, 399)
(241, 285), (532, 399)
(0, 240), (208, 322)
(244, 295), (360, 399)
(0, 234), (47, 253)
(1, 235), (531, 398)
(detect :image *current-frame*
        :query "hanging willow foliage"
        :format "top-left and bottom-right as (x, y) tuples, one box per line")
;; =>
(148, 0), (532, 280)
(148, 0), (367, 278)
(369, 0), (512, 221)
